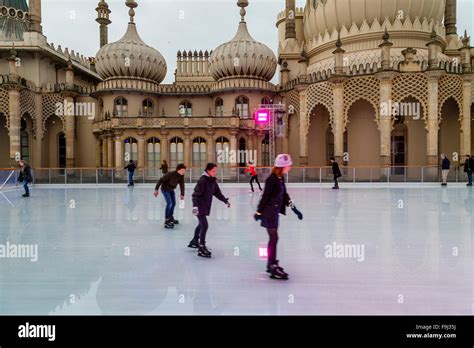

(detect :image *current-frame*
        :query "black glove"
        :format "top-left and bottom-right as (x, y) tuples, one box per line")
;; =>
(254, 213), (262, 222)
(291, 206), (303, 220)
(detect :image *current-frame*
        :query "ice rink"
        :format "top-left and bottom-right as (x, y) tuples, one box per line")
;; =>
(0, 184), (473, 315)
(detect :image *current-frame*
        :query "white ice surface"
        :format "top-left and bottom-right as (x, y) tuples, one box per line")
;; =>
(0, 184), (472, 315)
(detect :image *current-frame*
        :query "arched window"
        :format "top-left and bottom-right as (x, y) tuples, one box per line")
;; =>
(142, 99), (154, 117)
(170, 137), (184, 169)
(179, 101), (192, 117)
(114, 97), (128, 117)
(20, 118), (29, 163)
(193, 137), (207, 170)
(391, 118), (407, 175)
(216, 137), (230, 176)
(124, 137), (138, 162)
(215, 98), (224, 117)
(261, 97), (272, 105)
(147, 137), (161, 172)
(235, 96), (249, 118)
(239, 137), (246, 167)
(58, 132), (66, 170)
(262, 134), (270, 166)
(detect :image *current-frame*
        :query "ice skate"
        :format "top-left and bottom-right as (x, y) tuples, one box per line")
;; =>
(164, 219), (174, 229)
(188, 239), (199, 249)
(22, 193), (30, 198)
(170, 217), (179, 225)
(266, 260), (283, 274)
(198, 245), (212, 258)
(269, 263), (289, 280)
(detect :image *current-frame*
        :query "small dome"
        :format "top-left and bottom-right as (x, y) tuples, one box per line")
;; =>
(95, 3), (167, 83)
(209, 2), (277, 82)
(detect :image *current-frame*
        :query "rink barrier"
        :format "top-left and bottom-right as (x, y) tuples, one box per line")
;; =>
(0, 165), (471, 185)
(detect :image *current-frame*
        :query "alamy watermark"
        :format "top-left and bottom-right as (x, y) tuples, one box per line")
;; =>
(380, 100), (421, 120)
(217, 149), (257, 165)
(55, 99), (96, 120)
(325, 242), (365, 262)
(0, 242), (38, 262)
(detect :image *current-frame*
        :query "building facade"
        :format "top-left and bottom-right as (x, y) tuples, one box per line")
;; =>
(0, 0), (473, 174)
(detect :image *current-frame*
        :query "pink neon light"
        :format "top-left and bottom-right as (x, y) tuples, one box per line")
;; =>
(255, 109), (269, 123)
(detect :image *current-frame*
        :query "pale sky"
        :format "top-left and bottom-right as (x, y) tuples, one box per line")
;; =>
(40, 0), (474, 84)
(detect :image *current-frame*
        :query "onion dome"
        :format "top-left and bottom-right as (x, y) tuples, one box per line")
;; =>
(209, 0), (277, 82)
(0, 0), (29, 41)
(95, 0), (167, 83)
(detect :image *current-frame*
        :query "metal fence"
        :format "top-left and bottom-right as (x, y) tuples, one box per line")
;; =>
(0, 165), (470, 186)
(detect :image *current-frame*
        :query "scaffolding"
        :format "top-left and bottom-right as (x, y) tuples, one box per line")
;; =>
(255, 103), (286, 165)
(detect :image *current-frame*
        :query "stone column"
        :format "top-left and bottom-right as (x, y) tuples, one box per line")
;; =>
(32, 93), (43, 168)
(95, 135), (101, 168)
(107, 135), (114, 168)
(206, 130), (215, 163)
(461, 76), (472, 156)
(332, 81), (345, 163)
(8, 88), (21, 166)
(114, 132), (123, 169)
(297, 85), (309, 165)
(426, 71), (443, 164)
(184, 131), (192, 167)
(160, 130), (169, 164)
(64, 96), (76, 167)
(377, 72), (395, 165)
(101, 134), (108, 168)
(137, 130), (146, 169)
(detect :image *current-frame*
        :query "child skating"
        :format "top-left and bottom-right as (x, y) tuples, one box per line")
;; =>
(330, 157), (342, 190)
(254, 154), (302, 280)
(189, 163), (231, 258)
(17, 160), (33, 198)
(244, 161), (262, 193)
(154, 164), (186, 229)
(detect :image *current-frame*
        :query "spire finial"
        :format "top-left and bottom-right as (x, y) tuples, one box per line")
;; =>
(125, 0), (138, 22)
(237, 0), (249, 22)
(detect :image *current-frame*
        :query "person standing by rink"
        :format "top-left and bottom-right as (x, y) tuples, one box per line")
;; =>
(17, 160), (33, 198)
(330, 157), (342, 190)
(244, 161), (262, 193)
(440, 154), (450, 186)
(124, 160), (137, 187)
(464, 155), (474, 186)
(154, 164), (186, 229)
(160, 160), (168, 175)
(189, 163), (231, 258)
(254, 154), (295, 280)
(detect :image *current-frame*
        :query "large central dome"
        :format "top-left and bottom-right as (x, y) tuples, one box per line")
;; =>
(209, 0), (277, 82)
(95, 1), (167, 83)
(304, 0), (446, 40)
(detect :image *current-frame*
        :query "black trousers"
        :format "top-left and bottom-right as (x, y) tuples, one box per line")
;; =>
(334, 175), (339, 188)
(267, 228), (279, 266)
(250, 175), (262, 192)
(193, 215), (209, 245)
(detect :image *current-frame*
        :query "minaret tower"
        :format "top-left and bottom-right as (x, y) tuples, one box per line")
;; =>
(96, 0), (111, 48)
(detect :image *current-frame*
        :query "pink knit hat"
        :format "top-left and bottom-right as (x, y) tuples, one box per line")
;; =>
(274, 154), (293, 168)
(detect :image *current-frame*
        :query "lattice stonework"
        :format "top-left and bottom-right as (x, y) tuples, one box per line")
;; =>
(392, 74), (428, 123)
(41, 94), (65, 133)
(307, 82), (334, 130)
(20, 89), (37, 136)
(0, 88), (9, 130)
(343, 76), (380, 129)
(285, 89), (300, 137)
(438, 75), (463, 124)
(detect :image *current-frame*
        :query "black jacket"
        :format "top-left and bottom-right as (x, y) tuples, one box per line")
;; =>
(18, 164), (33, 183)
(332, 162), (342, 177)
(160, 163), (168, 174)
(441, 158), (450, 170)
(257, 174), (291, 217)
(464, 158), (474, 173)
(124, 163), (136, 173)
(192, 173), (228, 216)
(155, 170), (185, 196)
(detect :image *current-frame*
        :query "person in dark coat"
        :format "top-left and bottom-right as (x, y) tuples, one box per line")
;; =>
(330, 157), (342, 190)
(124, 160), (136, 187)
(160, 160), (168, 175)
(254, 154), (294, 280)
(17, 160), (33, 197)
(189, 163), (231, 258)
(440, 154), (450, 186)
(464, 155), (474, 186)
(154, 164), (186, 228)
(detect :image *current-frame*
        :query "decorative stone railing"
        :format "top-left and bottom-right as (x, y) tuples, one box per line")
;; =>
(92, 116), (255, 133)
